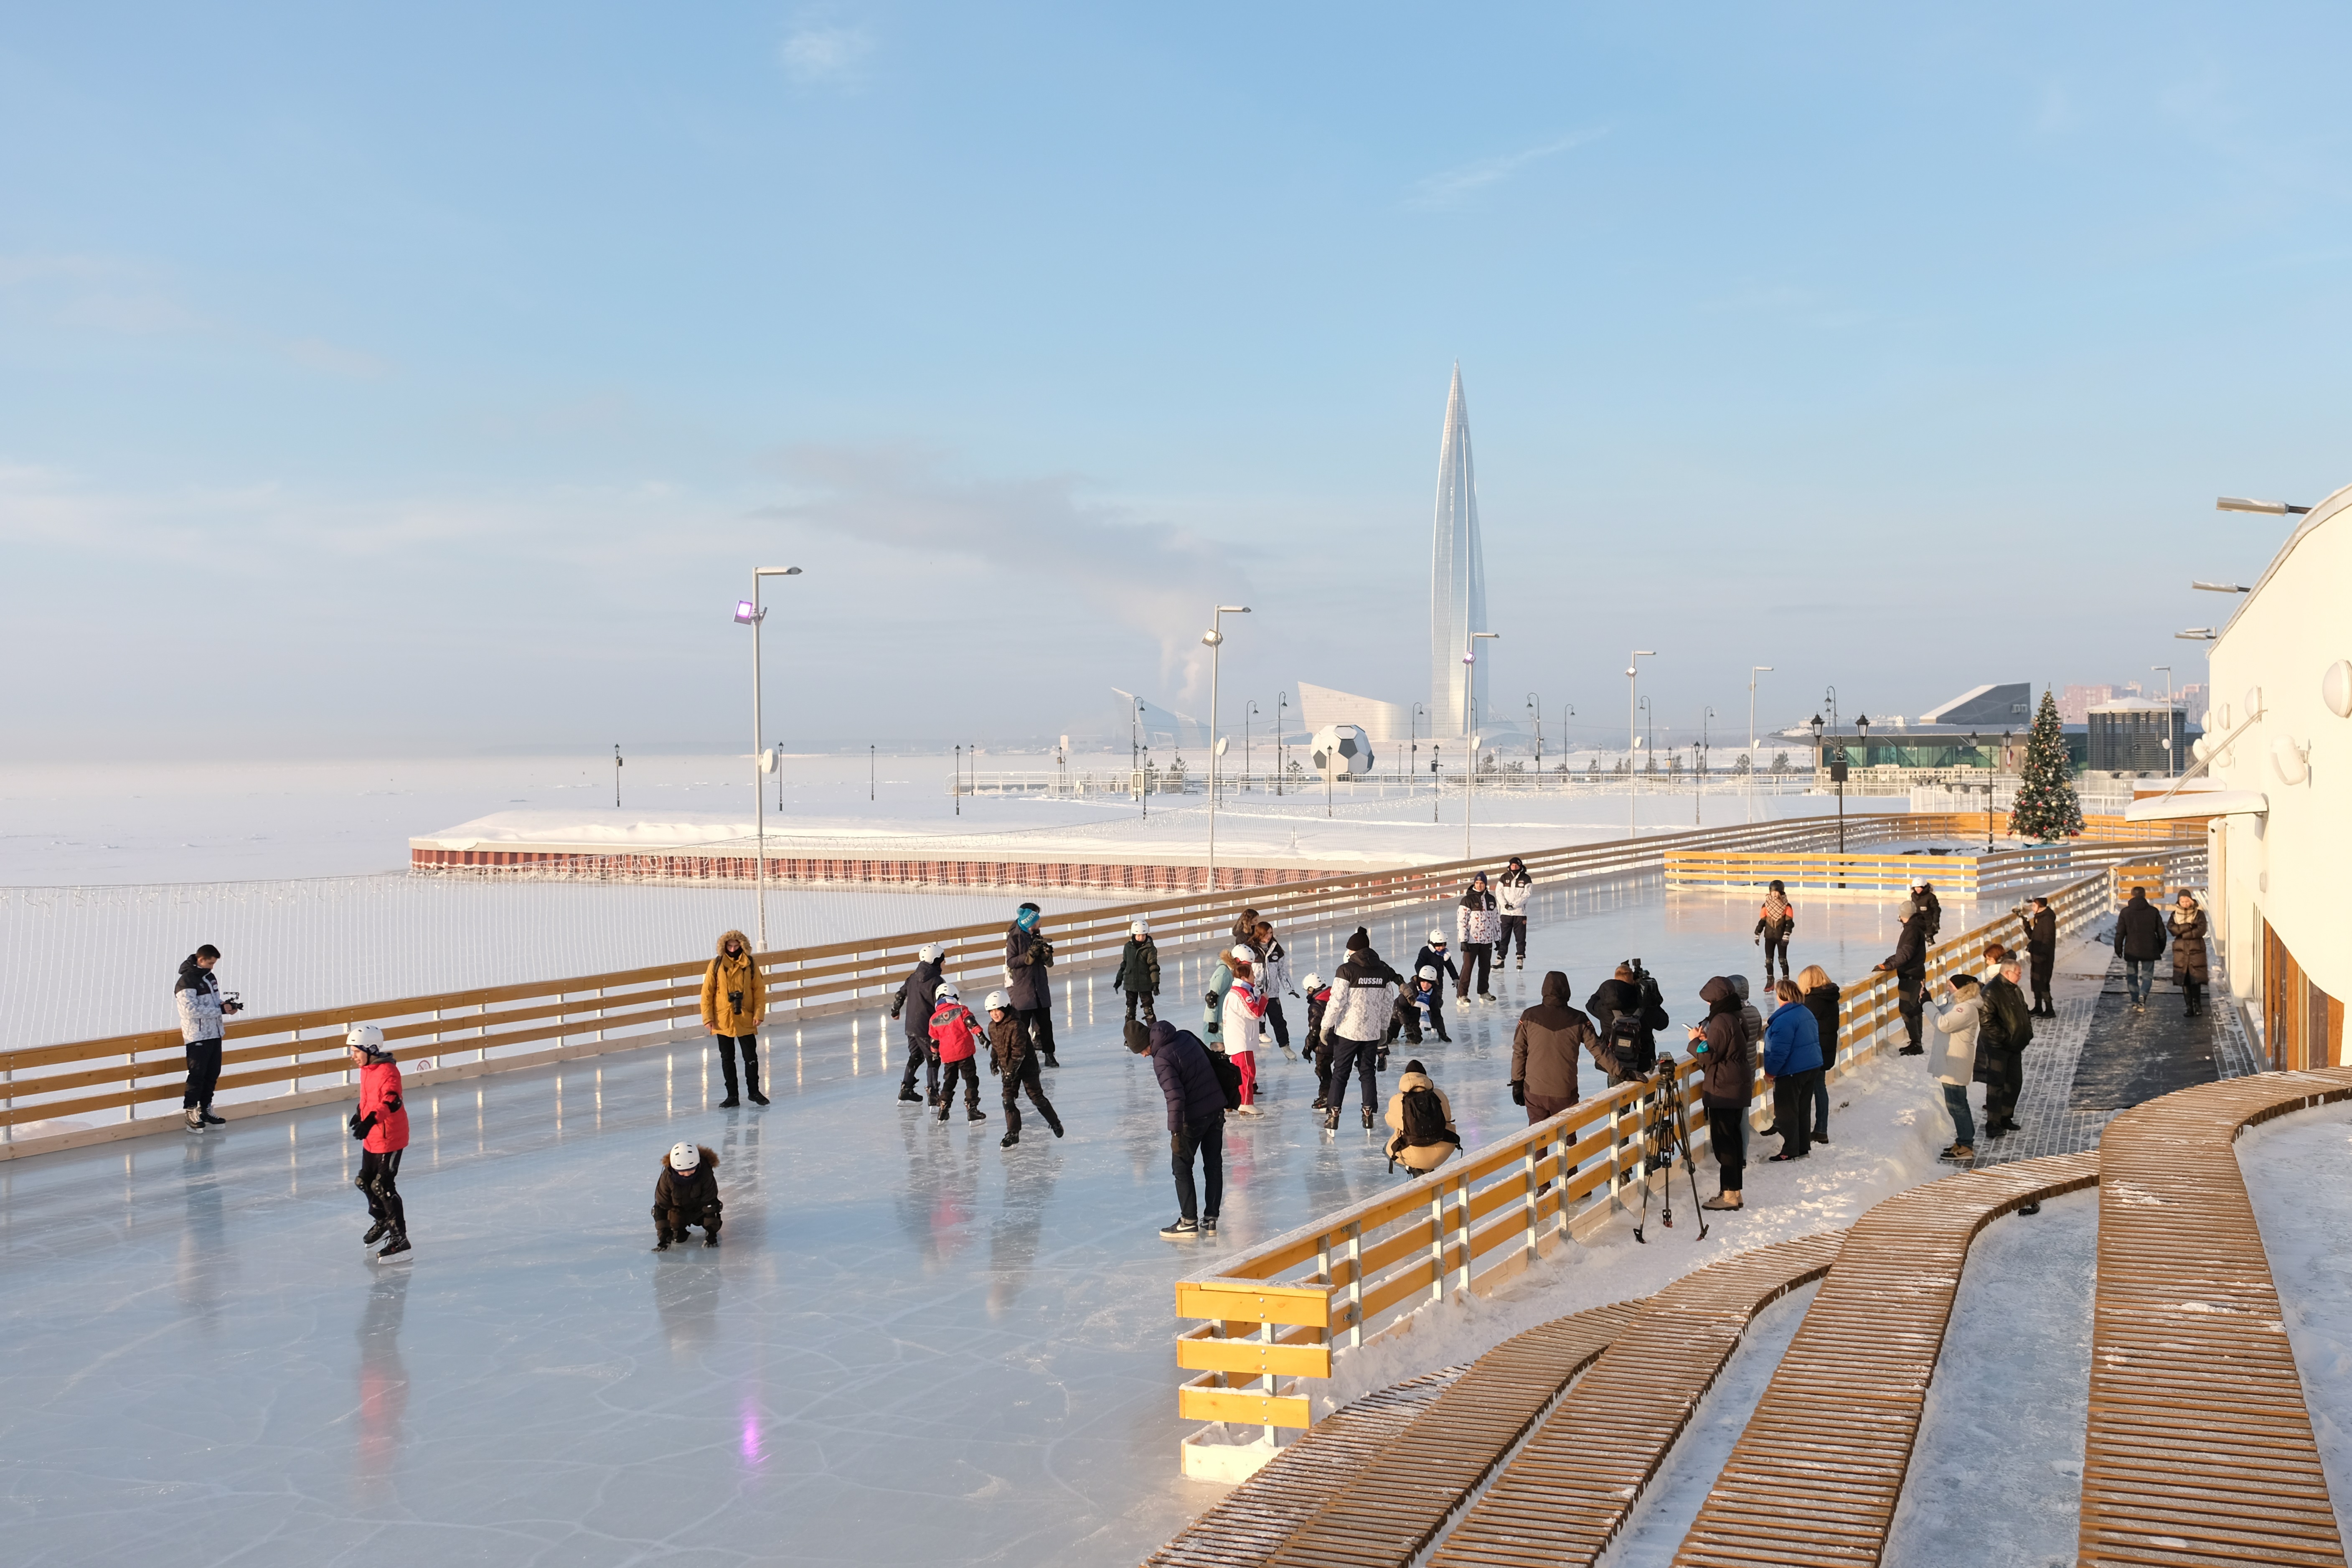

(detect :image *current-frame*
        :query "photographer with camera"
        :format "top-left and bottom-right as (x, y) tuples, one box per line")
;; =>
(1688, 976), (1750, 1211)
(1586, 961), (1669, 1087)
(173, 944), (242, 1132)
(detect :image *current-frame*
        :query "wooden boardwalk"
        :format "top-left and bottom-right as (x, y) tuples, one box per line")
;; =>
(1668, 1153), (2099, 1568)
(2078, 1067), (2352, 1568)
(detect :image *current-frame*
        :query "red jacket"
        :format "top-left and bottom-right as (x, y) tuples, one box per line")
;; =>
(928, 1001), (983, 1064)
(358, 1058), (409, 1153)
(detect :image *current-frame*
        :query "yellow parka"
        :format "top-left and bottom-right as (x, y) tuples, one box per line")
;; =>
(701, 930), (766, 1035)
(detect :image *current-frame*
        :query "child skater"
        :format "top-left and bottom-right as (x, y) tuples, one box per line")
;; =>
(653, 1141), (722, 1249)
(928, 981), (988, 1124)
(345, 1025), (412, 1260)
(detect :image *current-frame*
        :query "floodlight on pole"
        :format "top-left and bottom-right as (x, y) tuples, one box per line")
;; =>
(1627, 651), (1656, 839)
(742, 565), (803, 952)
(1202, 605), (1250, 894)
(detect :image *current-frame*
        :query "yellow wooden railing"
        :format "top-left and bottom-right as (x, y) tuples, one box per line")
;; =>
(1167, 844), (2201, 1479)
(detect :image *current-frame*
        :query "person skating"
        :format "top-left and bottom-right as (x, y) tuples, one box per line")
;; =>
(1384, 1060), (1461, 1174)
(1301, 971), (1333, 1108)
(1252, 920), (1300, 1060)
(927, 981), (988, 1124)
(2017, 896), (2058, 1017)
(2114, 887), (2165, 1009)
(1455, 874), (1501, 1002)
(1797, 964), (1840, 1144)
(1761, 979), (1822, 1161)
(1876, 901), (1929, 1054)
(1004, 902), (1059, 1068)
(1110, 920), (1161, 1026)
(1689, 977), (1750, 1210)
(345, 1025), (411, 1259)
(652, 1141), (721, 1249)
(1220, 945), (1270, 1116)
(889, 943), (947, 1105)
(1754, 881), (1796, 983)
(1320, 929), (1400, 1133)
(1496, 856), (1534, 971)
(1979, 958), (2034, 1137)
(1147, 1021), (1226, 1238)
(700, 929), (769, 1108)
(174, 944), (242, 1131)
(2167, 891), (2210, 1017)
(986, 989), (1064, 1148)
(1510, 971), (1595, 1124)
(1586, 963), (1669, 1086)
(1928, 974), (1984, 1161)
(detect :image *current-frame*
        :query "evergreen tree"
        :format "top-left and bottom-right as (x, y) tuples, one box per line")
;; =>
(2009, 687), (2084, 841)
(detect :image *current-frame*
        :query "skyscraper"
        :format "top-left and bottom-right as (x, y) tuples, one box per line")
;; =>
(1429, 363), (1490, 738)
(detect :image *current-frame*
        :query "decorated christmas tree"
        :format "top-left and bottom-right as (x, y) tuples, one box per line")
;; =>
(2009, 687), (2083, 841)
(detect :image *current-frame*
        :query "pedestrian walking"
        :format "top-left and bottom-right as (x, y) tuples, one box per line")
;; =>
(889, 943), (946, 1105)
(2114, 887), (2165, 1008)
(1320, 929), (1400, 1132)
(1384, 1060), (1461, 1174)
(1797, 964), (1839, 1144)
(1762, 979), (1822, 1161)
(1689, 977), (1749, 1211)
(927, 981), (987, 1124)
(173, 944), (241, 1131)
(1980, 959), (2033, 1137)
(1253, 920), (1300, 1059)
(986, 989), (1063, 1147)
(2167, 891), (2210, 1017)
(1220, 945), (1269, 1116)
(1928, 973), (1984, 1161)
(1496, 856), (1534, 970)
(700, 929), (769, 1108)
(652, 1142), (721, 1250)
(1147, 1022), (1225, 1239)
(1111, 920), (1161, 1028)
(1754, 881), (1796, 983)
(345, 1025), (411, 1259)
(1876, 901), (1929, 1054)
(1455, 875), (1501, 1001)
(1509, 971), (1596, 1124)
(2017, 896), (2058, 1017)
(1004, 902), (1059, 1068)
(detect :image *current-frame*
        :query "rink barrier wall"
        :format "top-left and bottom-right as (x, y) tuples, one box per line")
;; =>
(1166, 849), (2201, 1481)
(0, 813), (2186, 1162)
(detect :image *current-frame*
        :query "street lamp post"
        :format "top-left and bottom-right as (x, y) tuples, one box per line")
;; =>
(1627, 651), (1656, 837)
(1201, 605), (1251, 895)
(734, 565), (802, 950)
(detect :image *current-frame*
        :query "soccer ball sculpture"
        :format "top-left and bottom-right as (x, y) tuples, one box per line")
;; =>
(1310, 724), (1374, 781)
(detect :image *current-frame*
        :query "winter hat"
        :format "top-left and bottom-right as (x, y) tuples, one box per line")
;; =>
(1403, 1059), (1426, 1076)
(1346, 928), (1371, 952)
(669, 1142), (700, 1172)
(1147, 1020), (1178, 1053)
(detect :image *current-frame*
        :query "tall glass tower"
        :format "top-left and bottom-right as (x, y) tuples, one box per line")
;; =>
(1429, 363), (1490, 739)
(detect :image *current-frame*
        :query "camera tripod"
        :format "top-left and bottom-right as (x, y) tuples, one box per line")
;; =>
(1630, 1055), (1709, 1243)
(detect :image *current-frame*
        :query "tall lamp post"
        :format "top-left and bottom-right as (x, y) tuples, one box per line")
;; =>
(1627, 650), (1656, 837)
(1201, 605), (1251, 894)
(734, 565), (802, 951)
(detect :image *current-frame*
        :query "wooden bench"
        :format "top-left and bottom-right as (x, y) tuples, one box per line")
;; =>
(1669, 1152), (2099, 1567)
(2079, 1067), (2352, 1568)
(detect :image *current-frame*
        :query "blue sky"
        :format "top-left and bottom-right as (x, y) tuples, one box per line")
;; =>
(3, 4), (2344, 757)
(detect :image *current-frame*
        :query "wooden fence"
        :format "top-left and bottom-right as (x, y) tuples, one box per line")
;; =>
(1166, 844), (2202, 1481)
(0, 812), (2187, 1161)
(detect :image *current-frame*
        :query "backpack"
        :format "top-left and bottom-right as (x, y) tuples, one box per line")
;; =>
(1207, 1049), (1243, 1111)
(1389, 1085), (1461, 1171)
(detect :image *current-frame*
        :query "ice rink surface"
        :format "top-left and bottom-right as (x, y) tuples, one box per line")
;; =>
(0, 878), (1961, 1567)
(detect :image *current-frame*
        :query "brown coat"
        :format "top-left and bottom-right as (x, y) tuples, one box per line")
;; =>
(2167, 905), (2210, 981)
(701, 930), (766, 1034)
(1510, 971), (1595, 1104)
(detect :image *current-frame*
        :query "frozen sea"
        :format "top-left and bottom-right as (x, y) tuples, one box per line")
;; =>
(0, 874), (1972, 1568)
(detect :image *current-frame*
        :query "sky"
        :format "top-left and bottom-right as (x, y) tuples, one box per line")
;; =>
(3, 3), (2346, 760)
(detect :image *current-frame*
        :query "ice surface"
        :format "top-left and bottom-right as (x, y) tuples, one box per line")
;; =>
(0, 878), (1976, 1567)
(2238, 1101), (2352, 1527)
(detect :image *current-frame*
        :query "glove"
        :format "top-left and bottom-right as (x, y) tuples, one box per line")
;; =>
(1511, 1080), (1526, 1106)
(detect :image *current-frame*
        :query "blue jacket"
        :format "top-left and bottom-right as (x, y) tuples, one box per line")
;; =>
(1763, 1002), (1823, 1077)
(1149, 1024), (1226, 1131)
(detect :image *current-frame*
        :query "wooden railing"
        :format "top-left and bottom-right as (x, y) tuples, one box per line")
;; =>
(0, 812), (2187, 1158)
(1166, 844), (2201, 1479)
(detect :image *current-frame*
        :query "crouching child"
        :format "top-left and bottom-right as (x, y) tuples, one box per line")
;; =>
(653, 1141), (721, 1249)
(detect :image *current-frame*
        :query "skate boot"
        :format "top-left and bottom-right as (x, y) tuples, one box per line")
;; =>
(363, 1220), (391, 1246)
(377, 1233), (412, 1260)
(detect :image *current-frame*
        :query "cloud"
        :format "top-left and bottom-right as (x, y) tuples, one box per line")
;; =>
(1409, 129), (1608, 209)
(779, 24), (874, 85)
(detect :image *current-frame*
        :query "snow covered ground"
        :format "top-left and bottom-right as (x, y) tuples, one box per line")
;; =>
(0, 876), (1969, 1568)
(2239, 1100), (2352, 1526)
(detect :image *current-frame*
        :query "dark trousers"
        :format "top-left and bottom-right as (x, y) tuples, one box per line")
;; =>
(937, 1056), (980, 1111)
(1772, 1070), (1821, 1157)
(1762, 931), (1791, 980)
(1708, 1103), (1747, 1192)
(900, 1036), (937, 1097)
(1325, 1035), (1379, 1115)
(714, 1034), (762, 1099)
(1264, 996), (1290, 1049)
(1458, 944), (1493, 998)
(1001, 1055), (1061, 1138)
(1498, 916), (1528, 962)
(2029, 950), (2055, 1013)
(182, 1038), (223, 1109)
(1123, 989), (1157, 1023)
(1898, 975), (1924, 1048)
(358, 1149), (406, 1235)
(1172, 1119), (1224, 1222)
(1984, 1048), (2023, 1128)
(1018, 1006), (1057, 1063)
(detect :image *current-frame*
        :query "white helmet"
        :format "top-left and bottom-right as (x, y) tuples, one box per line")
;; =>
(346, 1024), (386, 1052)
(1428, 929), (1446, 945)
(1301, 972), (1323, 993)
(984, 989), (1009, 1011)
(918, 943), (942, 963)
(669, 1142), (700, 1171)
(1418, 966), (1439, 983)
(936, 981), (960, 1000)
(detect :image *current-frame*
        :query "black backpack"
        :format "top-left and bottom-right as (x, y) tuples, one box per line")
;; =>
(1389, 1085), (1461, 1171)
